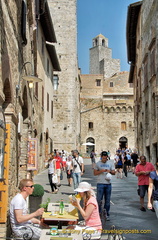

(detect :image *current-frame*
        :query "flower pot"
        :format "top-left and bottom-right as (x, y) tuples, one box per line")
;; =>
(29, 195), (43, 214)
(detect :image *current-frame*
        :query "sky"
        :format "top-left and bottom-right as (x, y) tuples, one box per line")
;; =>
(77, 0), (137, 74)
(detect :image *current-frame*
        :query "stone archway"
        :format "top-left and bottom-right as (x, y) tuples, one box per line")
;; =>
(119, 136), (128, 149)
(86, 137), (95, 153)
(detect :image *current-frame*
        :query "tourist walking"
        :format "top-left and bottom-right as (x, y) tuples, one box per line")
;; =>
(115, 154), (123, 179)
(135, 155), (155, 211)
(47, 154), (58, 194)
(126, 151), (132, 172)
(54, 151), (62, 187)
(131, 150), (139, 174)
(72, 150), (84, 189)
(94, 151), (115, 221)
(66, 155), (73, 186)
(90, 150), (96, 169)
(122, 152), (128, 177)
(148, 159), (158, 216)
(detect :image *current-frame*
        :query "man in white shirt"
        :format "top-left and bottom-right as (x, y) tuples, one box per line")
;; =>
(10, 179), (46, 239)
(71, 150), (84, 189)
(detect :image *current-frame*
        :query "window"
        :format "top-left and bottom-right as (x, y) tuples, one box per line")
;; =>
(21, 0), (27, 45)
(42, 37), (44, 55)
(47, 93), (49, 112)
(96, 79), (101, 86)
(89, 122), (93, 130)
(110, 82), (113, 87)
(102, 39), (105, 46)
(47, 58), (49, 74)
(35, 82), (38, 98)
(42, 86), (44, 108)
(121, 122), (126, 131)
(143, 56), (148, 89)
(51, 101), (53, 118)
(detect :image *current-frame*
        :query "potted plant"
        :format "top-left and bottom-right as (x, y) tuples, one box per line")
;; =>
(29, 184), (44, 214)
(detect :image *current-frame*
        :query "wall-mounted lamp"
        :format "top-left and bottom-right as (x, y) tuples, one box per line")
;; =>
(53, 74), (59, 91)
(16, 61), (42, 97)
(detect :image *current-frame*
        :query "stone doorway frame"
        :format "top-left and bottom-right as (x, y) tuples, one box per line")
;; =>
(119, 136), (128, 149)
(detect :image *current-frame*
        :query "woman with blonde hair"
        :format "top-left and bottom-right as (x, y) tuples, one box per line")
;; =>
(69, 181), (102, 239)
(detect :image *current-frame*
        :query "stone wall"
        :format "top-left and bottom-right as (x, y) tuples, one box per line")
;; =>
(130, 0), (158, 162)
(80, 71), (135, 156)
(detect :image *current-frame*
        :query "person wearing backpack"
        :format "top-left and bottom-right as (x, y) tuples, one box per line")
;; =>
(90, 150), (96, 169)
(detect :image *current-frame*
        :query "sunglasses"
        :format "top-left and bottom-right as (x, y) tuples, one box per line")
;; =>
(25, 185), (34, 188)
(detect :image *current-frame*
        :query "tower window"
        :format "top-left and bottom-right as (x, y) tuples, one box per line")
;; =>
(96, 79), (101, 86)
(110, 82), (113, 87)
(89, 122), (93, 130)
(102, 39), (105, 46)
(121, 122), (126, 131)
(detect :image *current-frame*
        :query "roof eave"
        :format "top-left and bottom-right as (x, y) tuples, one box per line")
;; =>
(126, 1), (142, 63)
(40, 0), (57, 43)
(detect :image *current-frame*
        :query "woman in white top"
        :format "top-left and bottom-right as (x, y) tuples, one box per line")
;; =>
(66, 155), (73, 186)
(48, 154), (58, 193)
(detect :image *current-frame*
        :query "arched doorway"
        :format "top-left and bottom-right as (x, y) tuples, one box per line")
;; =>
(86, 137), (95, 153)
(119, 136), (128, 149)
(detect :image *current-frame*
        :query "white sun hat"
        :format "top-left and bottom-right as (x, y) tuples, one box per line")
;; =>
(74, 182), (96, 196)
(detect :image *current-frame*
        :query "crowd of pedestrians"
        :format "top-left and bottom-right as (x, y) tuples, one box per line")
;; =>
(10, 147), (158, 239)
(47, 149), (84, 193)
(114, 148), (139, 178)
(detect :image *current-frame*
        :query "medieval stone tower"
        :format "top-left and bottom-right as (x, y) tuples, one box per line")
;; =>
(48, 0), (80, 152)
(80, 34), (134, 155)
(90, 34), (120, 78)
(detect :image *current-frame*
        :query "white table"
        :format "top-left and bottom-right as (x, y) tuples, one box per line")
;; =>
(47, 202), (75, 212)
(42, 202), (79, 229)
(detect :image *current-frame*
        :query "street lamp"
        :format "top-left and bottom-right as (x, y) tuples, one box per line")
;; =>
(0, 107), (6, 180)
(16, 61), (42, 97)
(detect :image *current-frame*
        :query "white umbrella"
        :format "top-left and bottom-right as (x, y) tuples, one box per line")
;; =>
(82, 142), (95, 146)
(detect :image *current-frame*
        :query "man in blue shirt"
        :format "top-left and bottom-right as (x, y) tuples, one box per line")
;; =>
(94, 151), (115, 221)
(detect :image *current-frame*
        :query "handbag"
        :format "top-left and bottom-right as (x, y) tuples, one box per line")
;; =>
(52, 174), (58, 183)
(75, 158), (85, 173)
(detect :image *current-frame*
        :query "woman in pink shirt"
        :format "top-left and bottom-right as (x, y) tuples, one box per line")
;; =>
(70, 182), (102, 239)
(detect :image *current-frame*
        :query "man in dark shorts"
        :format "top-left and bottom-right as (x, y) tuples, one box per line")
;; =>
(90, 150), (96, 169)
(135, 156), (155, 211)
(131, 151), (139, 174)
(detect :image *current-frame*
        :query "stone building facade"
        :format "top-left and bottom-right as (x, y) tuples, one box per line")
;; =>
(80, 35), (135, 156)
(0, 0), (60, 236)
(126, 0), (158, 163)
(48, 0), (80, 153)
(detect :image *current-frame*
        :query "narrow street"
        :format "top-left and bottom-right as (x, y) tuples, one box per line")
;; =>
(33, 158), (157, 240)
